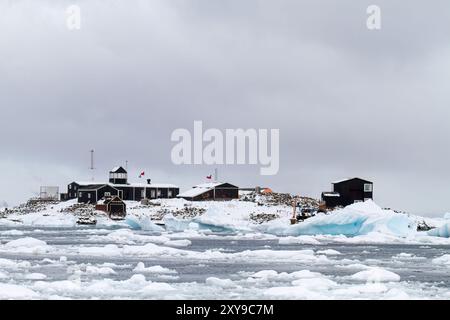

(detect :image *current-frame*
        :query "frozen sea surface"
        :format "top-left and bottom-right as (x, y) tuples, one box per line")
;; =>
(0, 225), (449, 300)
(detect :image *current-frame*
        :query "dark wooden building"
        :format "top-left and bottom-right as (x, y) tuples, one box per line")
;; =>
(321, 178), (373, 208)
(105, 196), (126, 219)
(177, 182), (239, 201)
(65, 166), (179, 204)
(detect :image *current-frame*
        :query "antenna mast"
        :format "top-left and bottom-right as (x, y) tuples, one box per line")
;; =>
(90, 149), (95, 181)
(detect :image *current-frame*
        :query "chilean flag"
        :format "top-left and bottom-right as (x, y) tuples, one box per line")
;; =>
(139, 171), (145, 178)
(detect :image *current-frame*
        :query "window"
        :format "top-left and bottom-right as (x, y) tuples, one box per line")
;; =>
(88, 193), (91, 199)
(151, 190), (156, 198)
(141, 190), (145, 198)
(364, 183), (373, 192)
(168, 190), (172, 198)
(157, 190), (161, 197)
(105, 192), (111, 197)
(69, 185), (72, 190)
(79, 192), (82, 197)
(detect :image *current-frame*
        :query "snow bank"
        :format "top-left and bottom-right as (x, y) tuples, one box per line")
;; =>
(428, 223), (450, 238)
(263, 201), (416, 238)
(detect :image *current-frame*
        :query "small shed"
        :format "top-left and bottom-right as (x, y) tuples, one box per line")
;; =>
(177, 182), (239, 201)
(104, 196), (126, 219)
(321, 177), (373, 208)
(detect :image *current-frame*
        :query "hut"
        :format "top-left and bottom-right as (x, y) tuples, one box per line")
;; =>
(104, 196), (126, 219)
(321, 177), (373, 208)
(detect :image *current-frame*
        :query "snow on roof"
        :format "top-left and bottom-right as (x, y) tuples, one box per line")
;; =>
(111, 183), (179, 189)
(323, 192), (340, 197)
(194, 182), (224, 188)
(178, 183), (218, 198)
(73, 181), (107, 186)
(177, 187), (211, 198)
(177, 182), (231, 198)
(332, 177), (372, 184)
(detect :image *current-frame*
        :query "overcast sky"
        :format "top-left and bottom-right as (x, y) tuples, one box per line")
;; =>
(1, 0), (449, 215)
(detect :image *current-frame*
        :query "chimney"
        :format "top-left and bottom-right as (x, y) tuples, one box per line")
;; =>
(147, 179), (151, 185)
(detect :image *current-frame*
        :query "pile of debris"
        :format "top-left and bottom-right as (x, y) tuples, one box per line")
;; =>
(59, 203), (98, 217)
(241, 191), (320, 208)
(172, 206), (206, 219)
(417, 220), (434, 232)
(2, 199), (59, 216)
(76, 215), (97, 225)
(249, 212), (280, 224)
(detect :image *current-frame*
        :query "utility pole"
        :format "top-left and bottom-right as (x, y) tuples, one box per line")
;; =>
(214, 168), (218, 182)
(125, 160), (128, 171)
(90, 149), (95, 181)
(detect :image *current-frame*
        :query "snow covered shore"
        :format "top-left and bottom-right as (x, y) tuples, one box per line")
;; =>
(0, 198), (449, 244)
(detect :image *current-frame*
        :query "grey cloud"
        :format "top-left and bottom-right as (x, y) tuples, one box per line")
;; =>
(0, 0), (449, 215)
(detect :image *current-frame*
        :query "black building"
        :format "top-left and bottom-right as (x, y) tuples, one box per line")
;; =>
(321, 178), (373, 208)
(177, 182), (239, 201)
(65, 166), (179, 204)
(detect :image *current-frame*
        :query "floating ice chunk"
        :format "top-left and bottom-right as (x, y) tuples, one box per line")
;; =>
(0, 258), (18, 268)
(85, 266), (116, 275)
(264, 200), (416, 237)
(140, 282), (175, 295)
(0, 271), (8, 279)
(290, 270), (323, 279)
(79, 244), (121, 256)
(350, 267), (401, 282)
(2, 237), (52, 254)
(1, 229), (24, 236)
(0, 284), (38, 299)
(25, 273), (47, 280)
(164, 239), (192, 247)
(205, 277), (236, 288)
(125, 216), (164, 232)
(164, 215), (195, 232)
(317, 249), (341, 255)
(428, 223), (450, 238)
(264, 285), (326, 300)
(250, 270), (279, 279)
(432, 254), (450, 265)
(192, 205), (252, 233)
(133, 262), (177, 274)
(278, 236), (321, 245)
(291, 277), (338, 290)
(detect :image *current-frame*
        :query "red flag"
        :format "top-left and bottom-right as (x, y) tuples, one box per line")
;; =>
(206, 175), (212, 180)
(139, 171), (145, 178)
